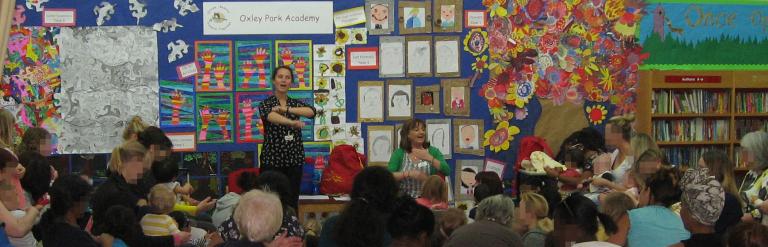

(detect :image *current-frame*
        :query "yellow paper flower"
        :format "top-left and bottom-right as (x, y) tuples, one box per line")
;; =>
(464, 29), (489, 56)
(586, 105), (608, 125)
(483, 121), (521, 152)
(506, 81), (536, 108)
(472, 55), (489, 72)
(599, 67), (614, 91)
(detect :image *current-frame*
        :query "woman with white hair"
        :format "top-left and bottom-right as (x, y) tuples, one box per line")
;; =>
(445, 195), (523, 247)
(218, 190), (302, 247)
(739, 131), (768, 224)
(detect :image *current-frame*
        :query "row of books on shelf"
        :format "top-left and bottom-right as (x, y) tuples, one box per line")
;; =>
(652, 89), (729, 114)
(653, 119), (730, 142)
(736, 92), (768, 113)
(736, 119), (768, 140)
(662, 146), (727, 169)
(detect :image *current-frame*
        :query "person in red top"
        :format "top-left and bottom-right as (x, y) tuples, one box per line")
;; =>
(559, 148), (585, 192)
(416, 175), (449, 210)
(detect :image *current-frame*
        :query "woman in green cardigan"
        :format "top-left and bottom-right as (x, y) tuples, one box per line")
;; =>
(388, 119), (451, 198)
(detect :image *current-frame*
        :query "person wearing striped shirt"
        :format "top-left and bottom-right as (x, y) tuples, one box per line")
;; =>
(140, 185), (181, 236)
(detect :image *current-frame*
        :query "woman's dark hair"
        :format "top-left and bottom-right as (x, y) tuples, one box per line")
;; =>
(563, 148), (585, 168)
(553, 193), (617, 236)
(388, 196), (435, 242)
(151, 158), (179, 183)
(40, 175), (92, 236)
(19, 152), (52, 202)
(272, 65), (294, 82)
(390, 90), (410, 107)
(137, 126), (173, 151)
(643, 168), (681, 207)
(103, 205), (142, 244)
(725, 221), (768, 247)
(237, 170), (260, 194)
(556, 127), (605, 161)
(475, 171), (503, 195)
(333, 166), (398, 247)
(399, 119), (430, 152)
(256, 171), (292, 212)
(473, 183), (491, 203)
(18, 127), (50, 155)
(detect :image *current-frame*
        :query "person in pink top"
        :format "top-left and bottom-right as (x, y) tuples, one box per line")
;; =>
(416, 175), (449, 210)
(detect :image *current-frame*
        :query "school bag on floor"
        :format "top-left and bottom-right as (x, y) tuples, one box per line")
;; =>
(320, 144), (366, 195)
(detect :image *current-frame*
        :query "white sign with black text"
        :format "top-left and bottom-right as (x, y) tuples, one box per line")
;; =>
(203, 1), (334, 35)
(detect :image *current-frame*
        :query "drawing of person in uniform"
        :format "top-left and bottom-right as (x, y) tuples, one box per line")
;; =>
(371, 4), (389, 29)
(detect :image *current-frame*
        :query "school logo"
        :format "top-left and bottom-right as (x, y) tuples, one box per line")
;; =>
(206, 5), (231, 31)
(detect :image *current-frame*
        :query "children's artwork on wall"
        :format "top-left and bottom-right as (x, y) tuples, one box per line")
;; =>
(235, 92), (272, 143)
(367, 125), (394, 165)
(160, 80), (195, 128)
(379, 36), (406, 78)
(386, 80), (413, 121)
(220, 151), (256, 174)
(434, 36), (460, 77)
(406, 36), (432, 77)
(455, 159), (483, 200)
(453, 119), (484, 156)
(196, 93), (234, 144)
(195, 41), (233, 92)
(484, 158), (506, 179)
(393, 123), (403, 149)
(414, 85), (440, 114)
(234, 40), (273, 91)
(462, 28), (487, 57)
(433, 0), (462, 33)
(313, 44), (346, 77)
(3, 26), (62, 148)
(357, 81), (385, 122)
(275, 40), (313, 90)
(287, 91), (315, 141)
(330, 123), (347, 141)
(442, 79), (470, 116)
(399, 1), (432, 34)
(335, 28), (368, 45)
(365, 0), (395, 35)
(426, 119), (451, 159)
(304, 141), (332, 172)
(314, 45), (345, 62)
(57, 26), (159, 154)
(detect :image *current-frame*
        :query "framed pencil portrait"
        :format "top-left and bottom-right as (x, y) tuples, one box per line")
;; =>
(379, 36), (406, 78)
(415, 84), (440, 114)
(453, 119), (484, 156)
(406, 36), (433, 77)
(442, 79), (470, 116)
(426, 119), (452, 159)
(357, 81), (385, 122)
(398, 1), (432, 34)
(365, 0), (395, 35)
(367, 125), (395, 166)
(386, 79), (413, 121)
(433, 0), (463, 33)
(455, 160), (483, 200)
(434, 36), (460, 77)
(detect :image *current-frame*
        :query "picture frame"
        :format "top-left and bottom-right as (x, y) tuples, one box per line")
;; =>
(453, 119), (484, 156)
(367, 125), (395, 166)
(195, 40), (233, 92)
(234, 40), (273, 91)
(365, 0), (395, 35)
(433, 0), (463, 33)
(464, 10), (487, 28)
(379, 36), (406, 78)
(414, 84), (440, 114)
(386, 79), (413, 121)
(357, 81), (385, 122)
(426, 119), (452, 159)
(275, 40), (313, 90)
(434, 36), (461, 77)
(455, 160), (484, 201)
(484, 158), (507, 179)
(442, 79), (470, 116)
(348, 47), (379, 70)
(398, 1), (432, 34)
(406, 36), (433, 77)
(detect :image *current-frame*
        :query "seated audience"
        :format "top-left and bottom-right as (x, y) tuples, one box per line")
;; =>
(516, 192), (553, 247)
(724, 221), (768, 247)
(416, 175), (449, 210)
(676, 168), (725, 247)
(430, 209), (466, 247)
(213, 169), (259, 228)
(102, 205), (142, 247)
(445, 195), (523, 247)
(141, 185), (181, 236)
(388, 197), (435, 247)
(38, 175), (96, 247)
(0, 148), (40, 245)
(698, 150), (743, 235)
(546, 193), (617, 247)
(218, 189), (301, 247)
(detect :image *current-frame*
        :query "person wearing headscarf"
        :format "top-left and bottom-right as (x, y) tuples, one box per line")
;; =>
(677, 168), (725, 247)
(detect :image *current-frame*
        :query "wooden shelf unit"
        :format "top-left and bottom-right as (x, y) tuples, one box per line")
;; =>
(637, 70), (768, 169)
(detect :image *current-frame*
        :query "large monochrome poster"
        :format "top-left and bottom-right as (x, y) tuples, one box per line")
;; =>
(57, 26), (159, 154)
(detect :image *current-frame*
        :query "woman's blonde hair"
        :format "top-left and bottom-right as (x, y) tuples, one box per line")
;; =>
(421, 175), (448, 203)
(0, 109), (16, 149)
(632, 149), (665, 188)
(148, 185), (175, 214)
(122, 116), (148, 141)
(607, 114), (635, 142)
(109, 140), (147, 173)
(601, 192), (636, 221)
(520, 192), (553, 233)
(631, 132), (658, 162)
(702, 150), (743, 207)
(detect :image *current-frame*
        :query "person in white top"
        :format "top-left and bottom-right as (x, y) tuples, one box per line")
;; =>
(588, 115), (635, 204)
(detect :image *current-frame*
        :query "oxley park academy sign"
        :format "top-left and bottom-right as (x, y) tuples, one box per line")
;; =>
(203, 1), (334, 35)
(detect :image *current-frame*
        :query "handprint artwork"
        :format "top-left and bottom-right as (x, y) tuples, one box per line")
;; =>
(235, 41), (272, 91)
(276, 40), (313, 90)
(195, 41), (233, 91)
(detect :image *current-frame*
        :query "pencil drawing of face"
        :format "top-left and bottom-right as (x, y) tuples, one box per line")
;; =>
(391, 90), (410, 108)
(430, 127), (445, 147)
(460, 125), (478, 149)
(371, 134), (392, 160)
(370, 4), (389, 29)
(440, 5), (455, 27)
(363, 87), (381, 108)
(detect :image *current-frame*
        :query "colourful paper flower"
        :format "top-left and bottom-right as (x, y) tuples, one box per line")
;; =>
(464, 29), (489, 56)
(505, 81), (535, 108)
(472, 55), (489, 72)
(598, 67), (614, 92)
(515, 107), (528, 120)
(483, 121), (520, 152)
(586, 105), (608, 125)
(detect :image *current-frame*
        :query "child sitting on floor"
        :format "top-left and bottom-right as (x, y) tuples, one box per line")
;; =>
(141, 185), (182, 236)
(559, 149), (584, 193)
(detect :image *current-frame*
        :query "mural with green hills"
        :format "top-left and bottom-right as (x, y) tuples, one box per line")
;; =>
(642, 32), (768, 65)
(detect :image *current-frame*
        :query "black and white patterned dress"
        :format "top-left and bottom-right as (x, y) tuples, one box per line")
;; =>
(258, 95), (316, 168)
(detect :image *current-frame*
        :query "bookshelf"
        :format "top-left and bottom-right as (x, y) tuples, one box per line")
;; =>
(637, 70), (768, 171)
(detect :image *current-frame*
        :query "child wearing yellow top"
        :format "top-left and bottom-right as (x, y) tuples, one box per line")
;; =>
(141, 185), (181, 236)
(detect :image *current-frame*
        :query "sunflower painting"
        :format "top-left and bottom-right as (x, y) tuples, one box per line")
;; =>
(483, 121), (520, 153)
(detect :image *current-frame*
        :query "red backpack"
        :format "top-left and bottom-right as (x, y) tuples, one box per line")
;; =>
(320, 144), (366, 195)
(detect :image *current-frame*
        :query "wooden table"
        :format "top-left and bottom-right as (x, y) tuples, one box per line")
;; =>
(297, 197), (348, 225)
